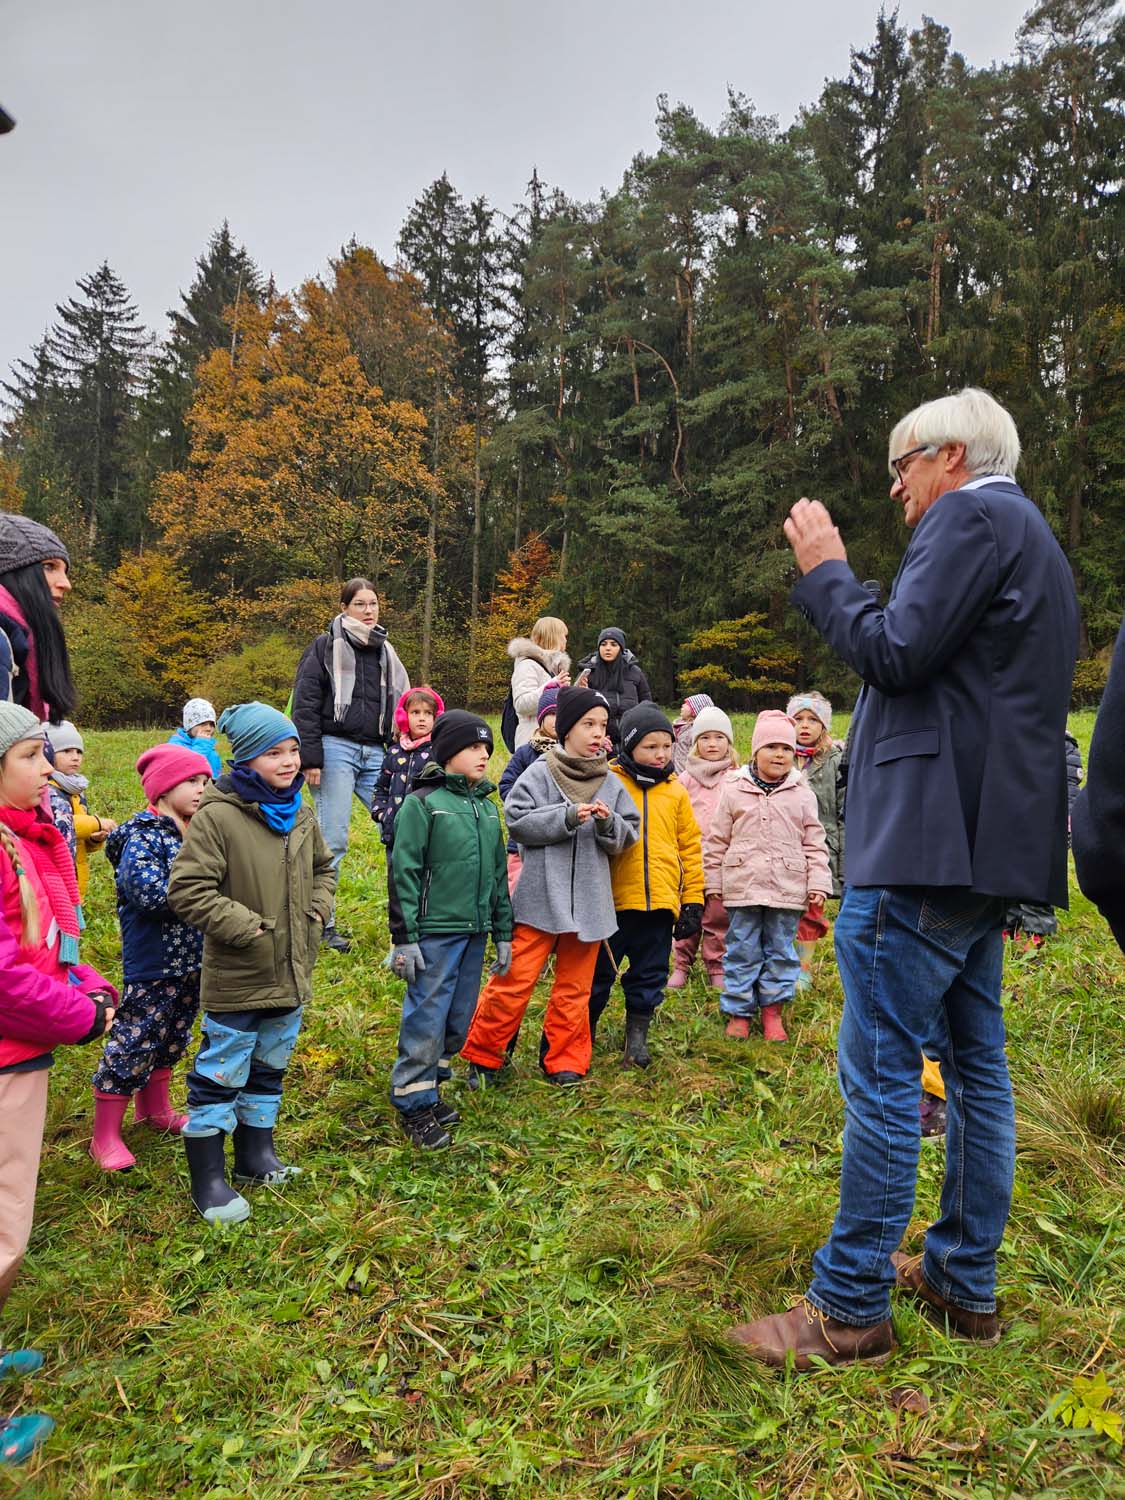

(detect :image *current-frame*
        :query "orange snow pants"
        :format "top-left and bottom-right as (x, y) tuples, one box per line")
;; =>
(462, 923), (600, 1077)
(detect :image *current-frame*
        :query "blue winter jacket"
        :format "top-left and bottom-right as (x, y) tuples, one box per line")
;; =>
(104, 812), (203, 983)
(167, 727), (222, 778)
(498, 740), (547, 854)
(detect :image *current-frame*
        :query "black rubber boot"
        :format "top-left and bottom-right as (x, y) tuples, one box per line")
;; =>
(183, 1132), (250, 1224)
(398, 1108), (451, 1150)
(322, 925), (351, 954)
(432, 1097), (460, 1129)
(232, 1124), (302, 1185)
(623, 1012), (652, 1069)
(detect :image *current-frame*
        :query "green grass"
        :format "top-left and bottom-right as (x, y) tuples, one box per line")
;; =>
(3, 713), (1123, 1498)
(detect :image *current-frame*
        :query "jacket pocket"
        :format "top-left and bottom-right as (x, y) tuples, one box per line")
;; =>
(873, 728), (940, 765)
(211, 918), (278, 985)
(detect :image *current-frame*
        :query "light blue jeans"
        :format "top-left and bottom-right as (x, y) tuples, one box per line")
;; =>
(719, 906), (801, 1016)
(807, 885), (1009, 1326)
(311, 735), (384, 921)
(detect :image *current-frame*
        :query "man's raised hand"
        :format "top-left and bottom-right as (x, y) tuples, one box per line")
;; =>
(784, 498), (847, 576)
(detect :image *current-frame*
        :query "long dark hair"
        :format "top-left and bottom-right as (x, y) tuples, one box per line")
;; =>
(0, 562), (77, 721)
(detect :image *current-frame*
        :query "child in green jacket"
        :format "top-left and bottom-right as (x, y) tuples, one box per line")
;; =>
(168, 702), (336, 1224)
(389, 711), (513, 1150)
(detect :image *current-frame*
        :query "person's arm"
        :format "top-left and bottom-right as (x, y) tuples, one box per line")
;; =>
(490, 818), (514, 941)
(511, 658), (543, 720)
(390, 796), (428, 944)
(72, 807), (105, 843)
(802, 791), (832, 899)
(309, 820), (337, 925)
(291, 638), (326, 771)
(371, 753), (394, 824)
(676, 789), (705, 905)
(702, 784), (734, 895)
(592, 781), (640, 854)
(504, 771), (576, 847)
(634, 667), (653, 704)
(791, 495), (1000, 697)
(116, 826), (175, 915)
(166, 807), (262, 944)
(498, 747), (527, 802)
(0, 905), (106, 1047)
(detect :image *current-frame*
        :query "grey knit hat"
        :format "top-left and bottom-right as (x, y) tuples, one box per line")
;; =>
(45, 718), (83, 754)
(0, 702), (47, 759)
(0, 514), (70, 574)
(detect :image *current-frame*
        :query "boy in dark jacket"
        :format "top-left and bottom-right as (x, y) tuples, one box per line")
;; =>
(169, 703), (336, 1224)
(389, 711), (513, 1149)
(89, 744), (213, 1172)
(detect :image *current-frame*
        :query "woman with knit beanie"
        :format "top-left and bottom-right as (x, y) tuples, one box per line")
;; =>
(575, 628), (653, 746)
(0, 702), (117, 1466)
(0, 514), (76, 723)
(291, 580), (410, 952)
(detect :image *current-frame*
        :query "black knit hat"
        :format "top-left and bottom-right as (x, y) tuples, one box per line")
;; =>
(597, 626), (626, 650)
(555, 686), (610, 746)
(430, 710), (493, 765)
(620, 703), (675, 752)
(0, 514), (70, 574)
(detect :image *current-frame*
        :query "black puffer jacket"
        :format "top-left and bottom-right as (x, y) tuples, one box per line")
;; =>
(291, 629), (410, 771)
(577, 649), (653, 743)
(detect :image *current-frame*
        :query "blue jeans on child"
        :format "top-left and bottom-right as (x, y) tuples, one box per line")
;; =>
(390, 933), (488, 1114)
(806, 885), (1009, 1326)
(184, 1007), (303, 1135)
(311, 735), (385, 917)
(719, 906), (801, 1016)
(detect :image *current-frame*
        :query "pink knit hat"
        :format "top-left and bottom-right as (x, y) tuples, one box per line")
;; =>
(137, 744), (213, 805)
(393, 685), (446, 737)
(751, 710), (797, 755)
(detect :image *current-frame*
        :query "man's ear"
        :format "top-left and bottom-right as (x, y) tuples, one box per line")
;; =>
(945, 441), (967, 473)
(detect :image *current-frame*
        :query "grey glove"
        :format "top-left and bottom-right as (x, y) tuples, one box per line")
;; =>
(489, 940), (513, 977)
(390, 943), (426, 984)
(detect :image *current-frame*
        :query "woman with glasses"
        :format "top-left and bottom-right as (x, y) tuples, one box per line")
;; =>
(291, 579), (410, 952)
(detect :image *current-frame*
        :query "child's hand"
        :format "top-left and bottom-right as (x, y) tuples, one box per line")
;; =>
(574, 803), (596, 823)
(808, 892), (826, 909)
(305, 768), (322, 787)
(589, 799), (611, 821)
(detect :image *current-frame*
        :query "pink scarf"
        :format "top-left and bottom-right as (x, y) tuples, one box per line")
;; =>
(0, 583), (45, 718)
(399, 732), (432, 753)
(0, 803), (83, 961)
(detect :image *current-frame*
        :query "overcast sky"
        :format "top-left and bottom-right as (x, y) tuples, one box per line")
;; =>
(4, 0), (1035, 377)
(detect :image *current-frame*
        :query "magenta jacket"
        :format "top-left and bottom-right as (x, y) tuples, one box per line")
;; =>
(0, 839), (117, 1070)
(703, 766), (831, 911)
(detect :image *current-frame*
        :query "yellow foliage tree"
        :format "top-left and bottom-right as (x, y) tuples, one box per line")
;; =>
(677, 613), (798, 708)
(470, 533), (555, 709)
(153, 294), (436, 596)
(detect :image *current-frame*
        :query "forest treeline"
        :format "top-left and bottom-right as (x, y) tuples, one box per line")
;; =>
(2, 1), (1122, 722)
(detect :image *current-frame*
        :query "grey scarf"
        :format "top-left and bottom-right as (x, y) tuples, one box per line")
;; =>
(50, 769), (88, 796)
(328, 614), (386, 723)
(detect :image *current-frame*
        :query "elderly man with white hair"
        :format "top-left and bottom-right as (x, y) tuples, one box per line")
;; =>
(729, 388), (1079, 1368)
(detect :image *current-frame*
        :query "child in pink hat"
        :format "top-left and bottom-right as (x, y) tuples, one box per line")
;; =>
(89, 743), (213, 1171)
(702, 710), (831, 1041)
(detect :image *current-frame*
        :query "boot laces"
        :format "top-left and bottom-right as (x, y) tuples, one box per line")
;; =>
(801, 1300), (841, 1354)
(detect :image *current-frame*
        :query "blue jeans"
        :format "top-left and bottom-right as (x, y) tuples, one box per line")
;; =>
(719, 906), (801, 1016)
(311, 736), (384, 919)
(390, 933), (488, 1114)
(807, 886), (1009, 1326)
(184, 1007), (303, 1134)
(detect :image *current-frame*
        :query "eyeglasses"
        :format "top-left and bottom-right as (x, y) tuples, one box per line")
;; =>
(891, 444), (936, 483)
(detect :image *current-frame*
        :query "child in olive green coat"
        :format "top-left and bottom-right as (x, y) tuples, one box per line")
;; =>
(168, 702), (335, 1224)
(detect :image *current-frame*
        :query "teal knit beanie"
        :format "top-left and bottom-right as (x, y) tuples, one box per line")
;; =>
(218, 702), (300, 764)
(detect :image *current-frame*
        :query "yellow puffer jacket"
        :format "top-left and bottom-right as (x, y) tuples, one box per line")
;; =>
(609, 763), (704, 914)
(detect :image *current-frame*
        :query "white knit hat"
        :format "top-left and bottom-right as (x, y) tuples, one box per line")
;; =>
(691, 706), (734, 742)
(183, 698), (217, 733)
(786, 692), (832, 731)
(46, 719), (83, 754)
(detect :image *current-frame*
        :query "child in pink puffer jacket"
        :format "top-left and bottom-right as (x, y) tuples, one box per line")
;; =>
(703, 710), (830, 1043)
(670, 706), (738, 991)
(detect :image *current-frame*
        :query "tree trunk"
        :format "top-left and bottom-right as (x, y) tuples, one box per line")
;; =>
(513, 450), (524, 552)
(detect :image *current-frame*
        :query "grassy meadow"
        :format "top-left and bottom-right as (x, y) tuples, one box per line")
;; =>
(2, 712), (1123, 1499)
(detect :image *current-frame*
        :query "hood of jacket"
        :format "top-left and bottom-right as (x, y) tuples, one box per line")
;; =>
(508, 637), (571, 675)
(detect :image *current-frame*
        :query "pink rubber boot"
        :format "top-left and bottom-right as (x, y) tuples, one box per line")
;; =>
(133, 1068), (188, 1133)
(90, 1092), (136, 1171)
(761, 1004), (789, 1042)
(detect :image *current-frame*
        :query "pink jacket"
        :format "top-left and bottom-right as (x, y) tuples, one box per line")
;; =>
(0, 837), (117, 1071)
(703, 767), (831, 910)
(679, 756), (737, 841)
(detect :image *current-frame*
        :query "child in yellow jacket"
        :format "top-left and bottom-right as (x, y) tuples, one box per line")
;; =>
(45, 721), (116, 901)
(588, 704), (704, 1067)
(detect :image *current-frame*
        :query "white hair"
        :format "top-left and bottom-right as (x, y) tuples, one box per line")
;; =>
(888, 387), (1020, 479)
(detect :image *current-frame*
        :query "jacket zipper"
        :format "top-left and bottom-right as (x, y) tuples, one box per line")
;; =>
(283, 832), (293, 982)
(642, 787), (651, 910)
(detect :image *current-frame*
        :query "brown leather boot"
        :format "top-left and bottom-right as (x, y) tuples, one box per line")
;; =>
(890, 1253), (1001, 1344)
(727, 1300), (896, 1370)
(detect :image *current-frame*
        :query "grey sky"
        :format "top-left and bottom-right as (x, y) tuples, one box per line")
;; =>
(4, 0), (1034, 378)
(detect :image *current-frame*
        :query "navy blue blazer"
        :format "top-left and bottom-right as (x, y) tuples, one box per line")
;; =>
(791, 481), (1079, 906)
(1072, 614), (1125, 950)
